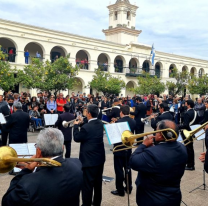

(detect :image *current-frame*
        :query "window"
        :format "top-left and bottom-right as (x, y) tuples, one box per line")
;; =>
(127, 11), (131, 20)
(115, 11), (118, 20)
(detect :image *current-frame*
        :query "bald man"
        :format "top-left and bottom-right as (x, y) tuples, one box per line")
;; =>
(130, 120), (188, 206)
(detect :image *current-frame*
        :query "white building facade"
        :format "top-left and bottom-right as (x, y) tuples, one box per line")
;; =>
(0, 0), (208, 96)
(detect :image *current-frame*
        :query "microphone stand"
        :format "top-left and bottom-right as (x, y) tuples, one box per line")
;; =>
(189, 138), (208, 193)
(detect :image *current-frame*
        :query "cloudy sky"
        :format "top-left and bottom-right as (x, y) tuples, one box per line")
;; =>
(0, 0), (207, 60)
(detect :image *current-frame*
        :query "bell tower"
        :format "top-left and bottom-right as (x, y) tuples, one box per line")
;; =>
(103, 0), (142, 44)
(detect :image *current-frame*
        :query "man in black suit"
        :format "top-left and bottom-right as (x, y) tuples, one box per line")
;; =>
(2, 128), (83, 206)
(130, 97), (147, 135)
(111, 105), (136, 197)
(6, 102), (30, 144)
(130, 120), (187, 206)
(151, 103), (174, 131)
(179, 100), (198, 171)
(55, 104), (75, 158)
(199, 100), (208, 125)
(73, 104), (105, 206)
(0, 96), (14, 146)
(106, 98), (121, 122)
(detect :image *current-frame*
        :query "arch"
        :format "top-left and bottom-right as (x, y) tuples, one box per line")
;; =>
(142, 60), (151, 73)
(97, 53), (111, 71)
(169, 64), (177, 77)
(0, 37), (18, 62)
(129, 58), (139, 74)
(126, 81), (136, 97)
(114, 55), (126, 73)
(199, 68), (205, 78)
(76, 50), (90, 70)
(50, 46), (67, 63)
(182, 65), (188, 72)
(24, 42), (45, 64)
(190, 67), (197, 76)
(155, 62), (163, 78)
(72, 77), (85, 94)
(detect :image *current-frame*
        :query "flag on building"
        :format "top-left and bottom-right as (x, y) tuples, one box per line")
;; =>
(151, 44), (155, 66)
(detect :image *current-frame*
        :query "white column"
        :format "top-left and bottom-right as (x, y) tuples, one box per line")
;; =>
(16, 50), (25, 64)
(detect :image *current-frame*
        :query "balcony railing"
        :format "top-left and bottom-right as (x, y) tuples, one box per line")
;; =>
(76, 62), (89, 70)
(98, 64), (109, 71)
(126, 67), (161, 78)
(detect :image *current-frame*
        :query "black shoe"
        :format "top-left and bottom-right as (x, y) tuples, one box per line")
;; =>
(185, 166), (195, 171)
(111, 190), (125, 196)
(124, 186), (133, 194)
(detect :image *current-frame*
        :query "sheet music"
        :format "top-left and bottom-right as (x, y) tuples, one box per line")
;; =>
(190, 125), (205, 141)
(44, 114), (58, 126)
(104, 122), (130, 145)
(9, 143), (36, 155)
(104, 124), (121, 145)
(0, 113), (6, 124)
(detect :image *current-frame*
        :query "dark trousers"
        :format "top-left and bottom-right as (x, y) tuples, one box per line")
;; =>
(1, 131), (8, 146)
(82, 164), (104, 206)
(182, 133), (195, 167)
(136, 124), (144, 145)
(114, 154), (132, 194)
(64, 140), (71, 158)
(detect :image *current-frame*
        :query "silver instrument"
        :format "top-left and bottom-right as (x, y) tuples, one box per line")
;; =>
(62, 117), (86, 128)
(141, 113), (159, 124)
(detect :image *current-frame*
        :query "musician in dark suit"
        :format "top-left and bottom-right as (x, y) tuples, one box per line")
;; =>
(151, 103), (174, 131)
(55, 104), (75, 158)
(130, 120), (188, 206)
(111, 105), (136, 196)
(130, 97), (146, 135)
(0, 96), (14, 146)
(106, 98), (121, 122)
(179, 100), (198, 170)
(73, 104), (105, 206)
(199, 100), (208, 125)
(6, 102), (30, 144)
(2, 128), (83, 206)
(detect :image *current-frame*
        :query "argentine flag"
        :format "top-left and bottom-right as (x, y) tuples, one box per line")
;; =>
(151, 44), (155, 66)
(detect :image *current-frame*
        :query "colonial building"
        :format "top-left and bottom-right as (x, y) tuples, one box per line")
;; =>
(0, 0), (207, 96)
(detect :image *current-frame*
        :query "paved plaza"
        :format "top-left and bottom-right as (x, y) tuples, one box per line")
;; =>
(0, 125), (208, 206)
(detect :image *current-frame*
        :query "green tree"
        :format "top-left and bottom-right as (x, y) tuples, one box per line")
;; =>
(133, 72), (165, 95)
(166, 68), (189, 96)
(0, 45), (16, 92)
(16, 55), (79, 97)
(188, 74), (208, 95)
(88, 69), (125, 95)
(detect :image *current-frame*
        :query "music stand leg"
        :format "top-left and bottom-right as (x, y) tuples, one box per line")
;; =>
(125, 151), (130, 206)
(181, 200), (188, 206)
(189, 139), (208, 193)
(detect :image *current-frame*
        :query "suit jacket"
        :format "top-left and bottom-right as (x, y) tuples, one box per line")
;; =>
(106, 105), (120, 119)
(130, 142), (188, 206)
(151, 112), (174, 130)
(2, 157), (83, 206)
(179, 109), (198, 131)
(0, 104), (10, 132)
(199, 110), (208, 125)
(101, 101), (109, 110)
(130, 103), (147, 126)
(55, 112), (75, 141)
(113, 116), (136, 157)
(6, 110), (30, 144)
(73, 119), (105, 168)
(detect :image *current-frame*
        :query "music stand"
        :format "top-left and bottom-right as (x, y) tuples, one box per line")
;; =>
(189, 135), (208, 193)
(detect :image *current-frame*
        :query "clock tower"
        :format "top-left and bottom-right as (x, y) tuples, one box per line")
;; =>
(103, 0), (142, 44)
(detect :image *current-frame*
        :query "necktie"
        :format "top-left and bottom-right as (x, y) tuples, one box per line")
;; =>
(10, 107), (13, 114)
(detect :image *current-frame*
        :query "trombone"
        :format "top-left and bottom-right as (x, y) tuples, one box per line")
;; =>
(0, 146), (61, 173)
(113, 128), (177, 152)
(181, 121), (208, 146)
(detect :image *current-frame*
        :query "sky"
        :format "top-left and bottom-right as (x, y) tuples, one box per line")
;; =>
(0, 0), (208, 60)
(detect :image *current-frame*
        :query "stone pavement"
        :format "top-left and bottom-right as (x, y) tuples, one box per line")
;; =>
(0, 125), (208, 206)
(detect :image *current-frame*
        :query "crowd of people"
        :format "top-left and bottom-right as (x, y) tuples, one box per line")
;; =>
(0, 47), (16, 62)
(1, 90), (208, 206)
(76, 58), (89, 69)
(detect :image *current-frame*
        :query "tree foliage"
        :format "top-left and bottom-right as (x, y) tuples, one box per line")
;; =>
(133, 73), (166, 95)
(88, 69), (125, 95)
(0, 46), (16, 91)
(16, 55), (79, 96)
(188, 74), (208, 95)
(166, 68), (189, 96)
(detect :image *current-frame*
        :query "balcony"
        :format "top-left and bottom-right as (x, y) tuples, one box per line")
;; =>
(126, 67), (161, 78)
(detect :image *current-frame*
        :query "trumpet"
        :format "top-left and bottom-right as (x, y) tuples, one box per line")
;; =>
(62, 117), (86, 128)
(0, 146), (61, 173)
(113, 128), (177, 152)
(182, 121), (208, 146)
(141, 113), (159, 124)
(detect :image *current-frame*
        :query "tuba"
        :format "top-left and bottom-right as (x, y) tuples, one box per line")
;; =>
(0, 146), (61, 173)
